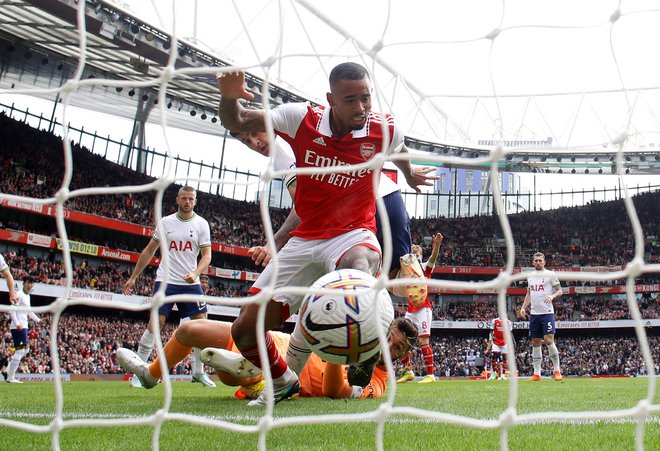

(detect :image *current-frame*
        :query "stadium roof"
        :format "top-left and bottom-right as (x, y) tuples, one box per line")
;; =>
(1, 0), (659, 175)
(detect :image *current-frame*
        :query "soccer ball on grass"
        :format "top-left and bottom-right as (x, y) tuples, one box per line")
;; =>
(299, 269), (394, 365)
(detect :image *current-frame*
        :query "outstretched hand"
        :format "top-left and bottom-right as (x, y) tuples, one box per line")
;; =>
(216, 71), (254, 101)
(405, 166), (439, 193)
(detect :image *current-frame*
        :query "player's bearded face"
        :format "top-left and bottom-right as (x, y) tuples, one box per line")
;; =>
(177, 193), (196, 212)
(533, 258), (544, 270)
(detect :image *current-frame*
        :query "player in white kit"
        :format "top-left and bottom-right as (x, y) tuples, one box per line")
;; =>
(4, 275), (39, 383)
(122, 186), (215, 388)
(0, 252), (19, 304)
(518, 252), (563, 381)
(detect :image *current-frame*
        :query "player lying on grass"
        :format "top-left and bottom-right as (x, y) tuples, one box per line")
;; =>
(116, 317), (417, 400)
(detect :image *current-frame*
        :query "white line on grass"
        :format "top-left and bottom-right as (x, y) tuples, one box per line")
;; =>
(0, 411), (658, 425)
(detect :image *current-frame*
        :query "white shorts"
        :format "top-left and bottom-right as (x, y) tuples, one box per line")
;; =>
(491, 343), (508, 354)
(404, 307), (432, 337)
(252, 228), (381, 314)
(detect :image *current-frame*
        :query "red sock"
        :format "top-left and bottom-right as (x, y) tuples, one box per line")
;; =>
(400, 352), (412, 370)
(421, 344), (434, 376)
(502, 355), (508, 374)
(240, 332), (288, 379)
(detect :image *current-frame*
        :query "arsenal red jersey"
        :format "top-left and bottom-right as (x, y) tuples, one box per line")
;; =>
(271, 103), (403, 240)
(406, 264), (434, 313)
(491, 317), (511, 346)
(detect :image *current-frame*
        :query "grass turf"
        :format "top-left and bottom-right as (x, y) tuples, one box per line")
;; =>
(0, 377), (658, 450)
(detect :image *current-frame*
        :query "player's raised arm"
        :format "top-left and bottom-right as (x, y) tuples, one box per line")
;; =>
(427, 232), (444, 267)
(216, 71), (267, 133)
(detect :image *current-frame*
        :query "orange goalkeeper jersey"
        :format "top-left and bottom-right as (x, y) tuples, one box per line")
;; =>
(231, 331), (388, 399)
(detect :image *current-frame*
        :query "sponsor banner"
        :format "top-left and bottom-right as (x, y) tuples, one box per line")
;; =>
(56, 238), (99, 256)
(67, 288), (118, 302)
(433, 265), (624, 275)
(27, 232), (52, 247)
(432, 319), (660, 330)
(214, 243), (250, 257)
(0, 229), (28, 244)
(428, 286), (526, 295)
(8, 373), (71, 382)
(207, 304), (241, 316)
(1, 198), (50, 215)
(98, 246), (135, 262)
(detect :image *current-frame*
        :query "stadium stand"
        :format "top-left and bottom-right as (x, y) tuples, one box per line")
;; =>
(0, 114), (658, 379)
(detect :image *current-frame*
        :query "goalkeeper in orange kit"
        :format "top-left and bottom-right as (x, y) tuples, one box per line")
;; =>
(116, 317), (417, 401)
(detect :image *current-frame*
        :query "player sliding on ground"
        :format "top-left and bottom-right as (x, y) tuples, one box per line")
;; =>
(116, 317), (418, 400)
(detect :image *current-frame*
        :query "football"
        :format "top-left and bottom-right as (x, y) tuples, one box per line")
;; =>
(299, 269), (394, 365)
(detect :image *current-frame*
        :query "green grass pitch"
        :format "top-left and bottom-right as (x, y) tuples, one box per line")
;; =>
(0, 378), (658, 450)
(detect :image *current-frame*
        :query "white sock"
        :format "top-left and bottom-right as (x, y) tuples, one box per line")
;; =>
(285, 321), (312, 378)
(548, 343), (560, 372)
(192, 347), (204, 374)
(274, 367), (298, 388)
(7, 349), (26, 379)
(532, 346), (542, 375)
(137, 329), (155, 362)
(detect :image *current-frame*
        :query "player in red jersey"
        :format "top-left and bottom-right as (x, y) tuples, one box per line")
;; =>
(396, 232), (443, 384)
(217, 62), (432, 405)
(486, 316), (512, 380)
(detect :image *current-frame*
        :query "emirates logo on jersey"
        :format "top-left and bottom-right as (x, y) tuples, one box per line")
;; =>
(360, 143), (376, 160)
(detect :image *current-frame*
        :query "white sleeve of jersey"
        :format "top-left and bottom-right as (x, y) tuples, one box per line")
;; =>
(152, 220), (161, 242)
(272, 138), (296, 189)
(388, 125), (404, 154)
(199, 218), (212, 247)
(270, 103), (309, 139)
(0, 253), (7, 271)
(29, 310), (39, 323)
(377, 173), (399, 197)
(550, 271), (560, 288)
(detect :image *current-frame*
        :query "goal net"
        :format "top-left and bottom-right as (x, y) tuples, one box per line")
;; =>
(0, 0), (658, 450)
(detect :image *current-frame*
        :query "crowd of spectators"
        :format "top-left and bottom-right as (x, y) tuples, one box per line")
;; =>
(2, 311), (657, 378)
(0, 311), (183, 375)
(0, 113), (289, 249)
(2, 249), (250, 299)
(1, 108), (660, 379)
(1, 246), (656, 322)
(397, 334), (660, 378)
(1, 113), (659, 268)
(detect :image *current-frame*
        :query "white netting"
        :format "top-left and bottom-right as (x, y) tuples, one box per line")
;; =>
(0, 1), (659, 450)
